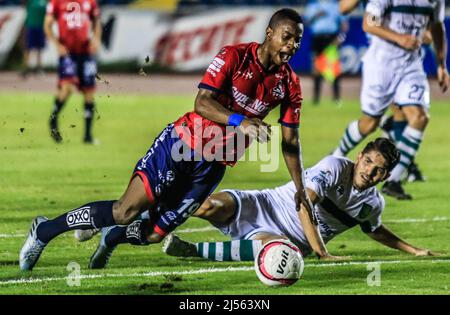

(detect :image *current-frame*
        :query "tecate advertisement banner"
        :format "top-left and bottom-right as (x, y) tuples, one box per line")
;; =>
(1, 7), (449, 75)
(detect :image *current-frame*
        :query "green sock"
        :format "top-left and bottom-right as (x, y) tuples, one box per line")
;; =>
(195, 240), (262, 261)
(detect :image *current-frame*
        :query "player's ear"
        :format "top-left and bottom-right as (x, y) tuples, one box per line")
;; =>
(266, 26), (273, 39)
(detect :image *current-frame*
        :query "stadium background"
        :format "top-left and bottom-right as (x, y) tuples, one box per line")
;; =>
(1, 0), (450, 295)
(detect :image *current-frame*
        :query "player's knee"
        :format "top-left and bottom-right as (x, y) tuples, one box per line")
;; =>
(112, 200), (140, 225)
(409, 112), (429, 130)
(194, 198), (218, 219)
(359, 117), (379, 135)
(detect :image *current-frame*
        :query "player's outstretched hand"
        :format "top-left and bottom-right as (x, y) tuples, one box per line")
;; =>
(396, 34), (421, 50)
(414, 248), (441, 257)
(437, 65), (449, 93)
(239, 118), (271, 143)
(318, 253), (351, 261)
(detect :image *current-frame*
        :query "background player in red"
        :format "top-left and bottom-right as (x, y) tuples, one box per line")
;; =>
(20, 8), (316, 271)
(44, 0), (102, 143)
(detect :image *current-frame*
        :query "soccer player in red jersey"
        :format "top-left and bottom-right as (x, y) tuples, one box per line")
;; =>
(44, 0), (102, 143)
(20, 8), (317, 270)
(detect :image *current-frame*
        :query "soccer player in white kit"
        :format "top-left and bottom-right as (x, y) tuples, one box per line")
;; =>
(164, 138), (436, 261)
(332, 0), (449, 200)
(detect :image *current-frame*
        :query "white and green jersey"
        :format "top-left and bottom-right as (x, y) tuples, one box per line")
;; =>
(362, 0), (445, 66)
(221, 156), (385, 256)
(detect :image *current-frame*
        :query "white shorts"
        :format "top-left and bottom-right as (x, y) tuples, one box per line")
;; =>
(217, 189), (313, 256)
(360, 60), (430, 117)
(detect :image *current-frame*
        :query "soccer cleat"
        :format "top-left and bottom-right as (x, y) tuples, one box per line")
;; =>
(50, 128), (63, 143)
(406, 162), (426, 183)
(74, 228), (100, 242)
(162, 234), (198, 258)
(88, 226), (116, 269)
(381, 181), (412, 200)
(49, 115), (63, 143)
(19, 216), (48, 271)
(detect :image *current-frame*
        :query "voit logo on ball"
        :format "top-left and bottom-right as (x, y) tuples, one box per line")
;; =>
(66, 207), (91, 227)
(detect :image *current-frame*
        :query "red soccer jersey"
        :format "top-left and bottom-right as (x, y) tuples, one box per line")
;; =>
(173, 42), (302, 166)
(47, 0), (100, 54)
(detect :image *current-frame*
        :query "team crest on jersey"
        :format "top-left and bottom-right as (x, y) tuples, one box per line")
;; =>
(311, 170), (332, 190)
(243, 70), (253, 80)
(272, 81), (285, 99)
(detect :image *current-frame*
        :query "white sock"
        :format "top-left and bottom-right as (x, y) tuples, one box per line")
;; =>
(333, 120), (364, 157)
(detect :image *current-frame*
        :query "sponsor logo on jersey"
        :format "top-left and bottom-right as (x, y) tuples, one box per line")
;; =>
(66, 207), (91, 227)
(207, 57), (225, 78)
(231, 86), (269, 116)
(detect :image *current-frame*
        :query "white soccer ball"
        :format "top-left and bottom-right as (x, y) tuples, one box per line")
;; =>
(254, 239), (304, 286)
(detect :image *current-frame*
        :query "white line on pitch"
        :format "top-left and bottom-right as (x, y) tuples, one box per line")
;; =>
(1, 259), (449, 286)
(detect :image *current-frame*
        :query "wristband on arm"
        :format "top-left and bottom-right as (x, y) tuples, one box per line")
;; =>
(228, 113), (245, 127)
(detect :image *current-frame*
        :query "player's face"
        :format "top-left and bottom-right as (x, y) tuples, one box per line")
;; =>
(353, 150), (390, 191)
(268, 21), (303, 66)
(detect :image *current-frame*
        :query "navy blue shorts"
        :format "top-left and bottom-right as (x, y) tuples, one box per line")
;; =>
(25, 27), (45, 50)
(132, 124), (226, 236)
(58, 54), (97, 91)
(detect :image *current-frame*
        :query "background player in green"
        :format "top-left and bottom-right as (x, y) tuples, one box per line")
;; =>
(22, 0), (47, 77)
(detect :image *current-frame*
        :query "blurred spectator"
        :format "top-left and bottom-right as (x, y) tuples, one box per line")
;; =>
(304, 0), (348, 105)
(21, 0), (47, 77)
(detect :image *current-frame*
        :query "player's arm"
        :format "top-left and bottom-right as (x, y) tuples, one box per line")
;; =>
(298, 188), (346, 260)
(89, 15), (102, 54)
(366, 224), (438, 256)
(339, 0), (360, 14)
(281, 126), (317, 224)
(430, 21), (449, 92)
(194, 89), (270, 143)
(44, 14), (67, 56)
(362, 13), (421, 50)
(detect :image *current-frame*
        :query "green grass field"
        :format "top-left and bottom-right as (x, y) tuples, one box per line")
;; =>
(1, 91), (450, 294)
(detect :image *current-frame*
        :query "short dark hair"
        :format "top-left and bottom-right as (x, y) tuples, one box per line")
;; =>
(362, 138), (400, 172)
(268, 8), (303, 29)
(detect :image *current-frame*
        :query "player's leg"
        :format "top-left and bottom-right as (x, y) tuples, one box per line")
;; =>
(89, 161), (226, 268)
(382, 70), (430, 199)
(332, 60), (394, 157)
(164, 232), (284, 262)
(19, 174), (152, 271)
(79, 54), (97, 143)
(380, 105), (425, 182)
(50, 55), (77, 142)
(383, 106), (429, 199)
(332, 114), (380, 157)
(165, 190), (286, 262)
(82, 89), (96, 143)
